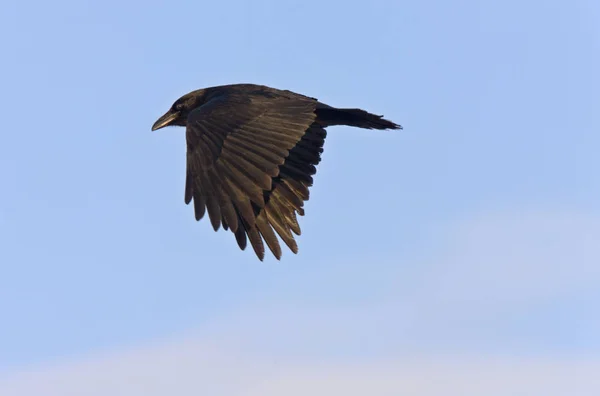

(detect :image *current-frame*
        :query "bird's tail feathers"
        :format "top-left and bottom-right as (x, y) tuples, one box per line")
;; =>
(316, 107), (402, 130)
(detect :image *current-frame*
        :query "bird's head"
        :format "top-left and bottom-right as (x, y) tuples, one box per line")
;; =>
(151, 90), (205, 131)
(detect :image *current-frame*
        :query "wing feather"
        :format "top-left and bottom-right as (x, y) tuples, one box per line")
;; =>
(184, 91), (326, 259)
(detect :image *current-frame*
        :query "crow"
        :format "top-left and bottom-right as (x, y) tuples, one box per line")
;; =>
(152, 83), (401, 260)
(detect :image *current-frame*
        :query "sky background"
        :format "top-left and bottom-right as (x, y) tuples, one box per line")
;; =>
(0, 0), (598, 394)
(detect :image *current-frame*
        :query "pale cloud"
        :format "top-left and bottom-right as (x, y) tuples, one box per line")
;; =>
(422, 210), (599, 303)
(1, 338), (599, 396)
(1, 208), (597, 395)
(396, 209), (600, 354)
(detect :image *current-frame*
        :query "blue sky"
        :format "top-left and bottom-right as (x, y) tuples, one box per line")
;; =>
(0, 0), (598, 393)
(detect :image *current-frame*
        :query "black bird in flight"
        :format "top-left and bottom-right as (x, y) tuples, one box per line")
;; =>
(152, 83), (401, 260)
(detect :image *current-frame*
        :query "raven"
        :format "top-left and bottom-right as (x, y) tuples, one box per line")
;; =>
(152, 83), (401, 260)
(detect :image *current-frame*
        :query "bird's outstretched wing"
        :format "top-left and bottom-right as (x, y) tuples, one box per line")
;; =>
(184, 92), (325, 260)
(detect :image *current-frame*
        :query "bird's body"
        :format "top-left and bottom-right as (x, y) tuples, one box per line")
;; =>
(152, 83), (401, 260)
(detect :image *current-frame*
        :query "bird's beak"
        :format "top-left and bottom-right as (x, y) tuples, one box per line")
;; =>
(151, 111), (180, 131)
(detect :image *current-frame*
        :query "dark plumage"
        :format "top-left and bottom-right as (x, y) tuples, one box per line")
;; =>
(152, 83), (402, 260)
